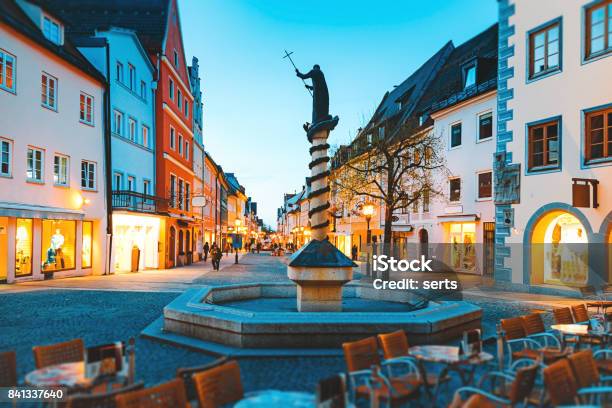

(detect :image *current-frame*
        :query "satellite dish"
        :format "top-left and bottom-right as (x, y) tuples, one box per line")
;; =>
(191, 196), (209, 207)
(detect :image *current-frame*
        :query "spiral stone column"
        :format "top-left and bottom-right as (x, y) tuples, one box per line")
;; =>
(288, 126), (355, 312)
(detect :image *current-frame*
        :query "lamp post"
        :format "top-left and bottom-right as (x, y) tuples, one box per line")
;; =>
(234, 218), (242, 264)
(362, 203), (375, 278)
(362, 203), (375, 244)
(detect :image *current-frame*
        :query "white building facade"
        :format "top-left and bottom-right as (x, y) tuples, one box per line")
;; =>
(0, 1), (108, 282)
(496, 0), (612, 292)
(74, 27), (160, 273)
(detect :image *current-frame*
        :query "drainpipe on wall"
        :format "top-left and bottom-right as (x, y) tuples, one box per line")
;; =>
(103, 39), (113, 275)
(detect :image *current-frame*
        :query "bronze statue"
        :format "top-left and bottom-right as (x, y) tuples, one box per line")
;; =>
(296, 65), (331, 126)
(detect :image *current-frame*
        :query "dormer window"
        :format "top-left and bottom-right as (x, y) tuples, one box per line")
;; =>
(42, 15), (62, 45)
(463, 64), (476, 89)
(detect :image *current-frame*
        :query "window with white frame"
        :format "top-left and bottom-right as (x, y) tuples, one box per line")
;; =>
(173, 49), (179, 68)
(178, 134), (183, 155)
(41, 73), (57, 110)
(140, 80), (146, 99)
(143, 179), (150, 196)
(142, 125), (149, 148)
(0, 138), (12, 176)
(81, 160), (96, 190)
(178, 179), (184, 209)
(53, 154), (69, 186)
(127, 175), (135, 191)
(0, 49), (16, 92)
(116, 62), (123, 83)
(169, 78), (174, 100)
(128, 118), (136, 142)
(478, 112), (493, 141)
(27, 147), (44, 182)
(185, 141), (189, 160)
(113, 172), (123, 190)
(463, 64), (476, 89)
(113, 110), (123, 135)
(477, 171), (492, 199)
(170, 126), (176, 149)
(185, 100), (189, 117)
(79, 92), (93, 125)
(42, 15), (62, 45)
(128, 64), (135, 90)
(178, 89), (182, 109)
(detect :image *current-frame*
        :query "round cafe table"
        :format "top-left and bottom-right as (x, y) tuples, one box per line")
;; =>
(25, 362), (93, 391)
(234, 390), (315, 408)
(408, 345), (493, 404)
(551, 324), (610, 347)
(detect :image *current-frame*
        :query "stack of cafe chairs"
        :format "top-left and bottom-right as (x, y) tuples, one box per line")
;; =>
(544, 350), (612, 406)
(342, 336), (424, 406)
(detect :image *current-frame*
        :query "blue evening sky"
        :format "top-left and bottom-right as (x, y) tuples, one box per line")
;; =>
(179, 0), (498, 226)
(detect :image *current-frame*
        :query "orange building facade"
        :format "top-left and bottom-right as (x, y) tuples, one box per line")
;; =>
(151, 0), (196, 268)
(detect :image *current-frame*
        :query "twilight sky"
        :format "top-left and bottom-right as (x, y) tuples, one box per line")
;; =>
(178, 0), (498, 227)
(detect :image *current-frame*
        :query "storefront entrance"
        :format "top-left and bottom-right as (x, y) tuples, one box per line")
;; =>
(112, 214), (160, 273)
(531, 211), (589, 286)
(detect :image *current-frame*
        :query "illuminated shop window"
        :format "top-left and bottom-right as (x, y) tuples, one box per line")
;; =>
(15, 218), (32, 276)
(41, 220), (76, 272)
(450, 222), (476, 271)
(82, 221), (93, 269)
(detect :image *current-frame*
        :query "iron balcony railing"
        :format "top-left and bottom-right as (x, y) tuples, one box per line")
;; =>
(112, 190), (166, 213)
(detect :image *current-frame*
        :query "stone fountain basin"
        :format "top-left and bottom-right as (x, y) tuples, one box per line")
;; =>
(154, 282), (481, 353)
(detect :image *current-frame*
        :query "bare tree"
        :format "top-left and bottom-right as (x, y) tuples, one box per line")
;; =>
(332, 120), (447, 244)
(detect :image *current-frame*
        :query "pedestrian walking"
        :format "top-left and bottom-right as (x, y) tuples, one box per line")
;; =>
(203, 242), (210, 262)
(351, 244), (358, 261)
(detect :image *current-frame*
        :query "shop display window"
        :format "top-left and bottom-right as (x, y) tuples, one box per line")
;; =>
(82, 221), (93, 269)
(450, 222), (476, 271)
(41, 220), (76, 272)
(15, 218), (32, 276)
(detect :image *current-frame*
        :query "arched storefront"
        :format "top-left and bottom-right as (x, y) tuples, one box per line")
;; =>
(527, 206), (591, 287)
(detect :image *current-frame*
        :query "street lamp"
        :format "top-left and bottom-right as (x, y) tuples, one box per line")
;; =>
(234, 218), (242, 264)
(362, 203), (375, 244)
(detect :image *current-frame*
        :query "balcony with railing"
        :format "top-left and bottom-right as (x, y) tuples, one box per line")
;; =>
(112, 190), (166, 214)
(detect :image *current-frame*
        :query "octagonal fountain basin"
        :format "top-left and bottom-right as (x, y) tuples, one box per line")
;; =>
(143, 282), (481, 356)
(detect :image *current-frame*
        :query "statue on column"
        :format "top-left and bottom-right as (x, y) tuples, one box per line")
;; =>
(295, 65), (339, 142)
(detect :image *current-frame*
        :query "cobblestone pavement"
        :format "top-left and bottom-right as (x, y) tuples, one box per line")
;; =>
(0, 253), (567, 406)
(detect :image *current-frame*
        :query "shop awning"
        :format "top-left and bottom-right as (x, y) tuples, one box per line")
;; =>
(437, 213), (480, 223)
(0, 202), (85, 220)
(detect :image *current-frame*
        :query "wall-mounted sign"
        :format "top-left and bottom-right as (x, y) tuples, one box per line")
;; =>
(572, 178), (599, 208)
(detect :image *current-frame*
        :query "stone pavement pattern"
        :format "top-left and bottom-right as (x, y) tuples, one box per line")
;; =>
(0, 253), (585, 405)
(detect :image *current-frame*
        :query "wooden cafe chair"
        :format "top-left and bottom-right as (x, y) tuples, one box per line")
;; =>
(451, 362), (539, 407)
(378, 330), (449, 389)
(501, 317), (565, 366)
(543, 358), (612, 406)
(0, 351), (17, 388)
(33, 338), (84, 369)
(553, 307), (574, 325)
(343, 336), (422, 406)
(115, 378), (188, 408)
(316, 373), (348, 408)
(65, 382), (144, 408)
(192, 360), (244, 408)
(571, 304), (590, 323)
(176, 356), (228, 403)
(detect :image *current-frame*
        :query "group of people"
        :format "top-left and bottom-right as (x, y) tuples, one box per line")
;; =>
(202, 242), (223, 271)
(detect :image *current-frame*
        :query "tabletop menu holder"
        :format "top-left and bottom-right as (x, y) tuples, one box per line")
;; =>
(85, 342), (124, 379)
(460, 329), (482, 358)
